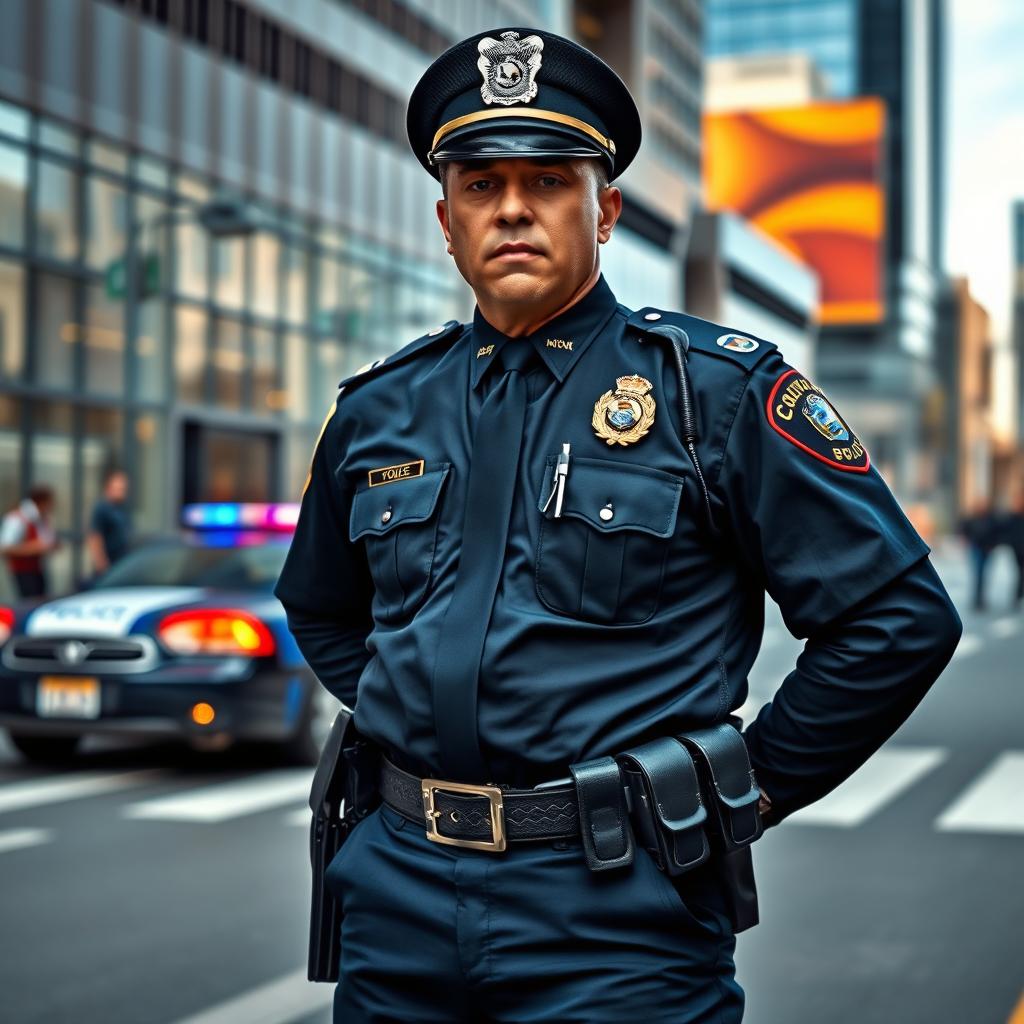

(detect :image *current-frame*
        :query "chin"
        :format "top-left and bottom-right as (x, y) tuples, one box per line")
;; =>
(482, 268), (557, 305)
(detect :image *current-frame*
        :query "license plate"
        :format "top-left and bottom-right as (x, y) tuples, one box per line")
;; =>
(36, 677), (101, 719)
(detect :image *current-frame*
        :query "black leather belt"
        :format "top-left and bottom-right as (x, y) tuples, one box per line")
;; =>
(380, 756), (580, 851)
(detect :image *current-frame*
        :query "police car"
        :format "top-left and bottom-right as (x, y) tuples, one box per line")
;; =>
(0, 503), (336, 765)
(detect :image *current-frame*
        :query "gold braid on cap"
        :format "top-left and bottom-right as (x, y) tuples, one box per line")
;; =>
(429, 108), (616, 159)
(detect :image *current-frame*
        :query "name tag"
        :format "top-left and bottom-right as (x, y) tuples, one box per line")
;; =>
(368, 460), (425, 487)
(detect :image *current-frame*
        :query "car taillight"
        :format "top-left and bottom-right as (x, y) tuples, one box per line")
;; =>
(0, 608), (13, 646)
(156, 609), (276, 657)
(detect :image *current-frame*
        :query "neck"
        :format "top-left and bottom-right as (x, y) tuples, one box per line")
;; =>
(477, 265), (601, 338)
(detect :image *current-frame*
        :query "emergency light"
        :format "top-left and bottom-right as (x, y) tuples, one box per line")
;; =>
(181, 503), (300, 532)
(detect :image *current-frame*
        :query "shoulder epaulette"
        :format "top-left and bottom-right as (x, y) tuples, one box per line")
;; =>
(336, 320), (465, 392)
(626, 308), (777, 370)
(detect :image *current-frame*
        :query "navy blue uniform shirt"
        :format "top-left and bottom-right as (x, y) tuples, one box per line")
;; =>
(274, 275), (961, 819)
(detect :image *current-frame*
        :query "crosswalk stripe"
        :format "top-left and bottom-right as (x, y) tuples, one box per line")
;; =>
(989, 617), (1019, 639)
(0, 827), (53, 854)
(0, 770), (162, 815)
(169, 966), (332, 1024)
(951, 633), (982, 660)
(786, 747), (948, 827)
(123, 769), (313, 823)
(935, 752), (1024, 834)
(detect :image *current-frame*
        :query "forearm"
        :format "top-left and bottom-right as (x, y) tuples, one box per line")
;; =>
(285, 606), (373, 707)
(742, 557), (962, 825)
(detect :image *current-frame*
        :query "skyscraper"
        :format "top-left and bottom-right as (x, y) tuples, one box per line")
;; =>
(705, 0), (948, 501)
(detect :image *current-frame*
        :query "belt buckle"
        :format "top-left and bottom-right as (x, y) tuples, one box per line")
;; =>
(421, 778), (507, 852)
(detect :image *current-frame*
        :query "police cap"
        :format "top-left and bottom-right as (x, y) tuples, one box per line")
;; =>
(407, 27), (641, 182)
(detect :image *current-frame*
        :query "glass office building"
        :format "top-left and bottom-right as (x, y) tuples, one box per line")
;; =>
(0, 0), (701, 592)
(706, 0), (948, 503)
(706, 0), (860, 97)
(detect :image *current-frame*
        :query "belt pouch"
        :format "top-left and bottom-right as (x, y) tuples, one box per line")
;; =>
(677, 723), (763, 854)
(569, 755), (635, 872)
(617, 737), (710, 876)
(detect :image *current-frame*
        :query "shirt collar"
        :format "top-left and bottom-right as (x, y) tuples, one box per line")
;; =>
(470, 274), (619, 390)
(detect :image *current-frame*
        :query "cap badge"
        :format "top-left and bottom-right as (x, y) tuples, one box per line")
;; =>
(592, 374), (656, 446)
(477, 31), (544, 107)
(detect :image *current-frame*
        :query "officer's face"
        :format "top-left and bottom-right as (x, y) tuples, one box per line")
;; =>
(436, 157), (621, 322)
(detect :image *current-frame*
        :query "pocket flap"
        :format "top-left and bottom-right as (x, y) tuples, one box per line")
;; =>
(537, 456), (682, 537)
(349, 464), (450, 541)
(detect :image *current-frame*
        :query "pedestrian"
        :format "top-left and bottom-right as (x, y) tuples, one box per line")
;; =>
(275, 26), (962, 1022)
(0, 484), (61, 598)
(1003, 494), (1024, 609)
(958, 499), (997, 611)
(87, 467), (132, 578)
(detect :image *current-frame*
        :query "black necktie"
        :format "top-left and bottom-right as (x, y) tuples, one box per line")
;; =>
(432, 341), (537, 780)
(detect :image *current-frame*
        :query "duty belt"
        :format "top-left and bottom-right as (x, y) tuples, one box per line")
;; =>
(379, 721), (763, 860)
(380, 756), (580, 851)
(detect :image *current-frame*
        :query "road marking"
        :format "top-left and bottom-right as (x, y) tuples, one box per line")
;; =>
(951, 633), (982, 660)
(786, 747), (948, 827)
(283, 807), (310, 827)
(989, 617), (1020, 639)
(0, 827), (53, 854)
(936, 752), (1024, 834)
(169, 966), (332, 1024)
(0, 770), (161, 815)
(124, 769), (313, 823)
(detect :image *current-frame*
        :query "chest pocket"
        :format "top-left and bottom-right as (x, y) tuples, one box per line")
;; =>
(535, 455), (682, 625)
(349, 464), (450, 623)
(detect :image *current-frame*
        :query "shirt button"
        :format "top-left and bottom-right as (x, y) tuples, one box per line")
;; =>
(599, 504), (614, 522)
(381, 507), (393, 524)
(643, 312), (661, 321)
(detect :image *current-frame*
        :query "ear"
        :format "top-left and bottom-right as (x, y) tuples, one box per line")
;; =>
(436, 199), (452, 247)
(596, 185), (622, 245)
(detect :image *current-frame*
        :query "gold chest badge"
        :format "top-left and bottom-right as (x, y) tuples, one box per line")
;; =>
(592, 375), (656, 446)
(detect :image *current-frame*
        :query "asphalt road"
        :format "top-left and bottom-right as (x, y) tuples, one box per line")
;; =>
(1, 544), (1022, 1024)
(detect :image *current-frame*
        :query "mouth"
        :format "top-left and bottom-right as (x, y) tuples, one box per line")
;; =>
(490, 242), (543, 261)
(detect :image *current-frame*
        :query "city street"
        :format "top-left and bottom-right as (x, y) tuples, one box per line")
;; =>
(1, 546), (1021, 1024)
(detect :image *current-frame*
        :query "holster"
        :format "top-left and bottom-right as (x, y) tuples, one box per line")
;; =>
(616, 737), (710, 876)
(307, 708), (381, 983)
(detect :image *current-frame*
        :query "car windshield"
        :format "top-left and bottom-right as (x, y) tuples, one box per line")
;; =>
(94, 540), (289, 590)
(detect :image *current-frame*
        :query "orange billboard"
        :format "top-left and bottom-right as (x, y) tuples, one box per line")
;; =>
(704, 98), (886, 324)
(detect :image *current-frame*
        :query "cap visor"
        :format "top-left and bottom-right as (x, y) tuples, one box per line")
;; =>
(431, 124), (606, 166)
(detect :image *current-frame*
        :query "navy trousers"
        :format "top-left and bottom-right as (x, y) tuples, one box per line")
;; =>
(326, 803), (744, 1023)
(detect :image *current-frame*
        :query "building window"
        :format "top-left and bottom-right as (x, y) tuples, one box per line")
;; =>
(83, 282), (126, 397)
(35, 273), (77, 390)
(0, 142), (28, 248)
(0, 261), (25, 381)
(175, 304), (206, 402)
(211, 315), (244, 409)
(34, 160), (79, 262)
(137, 297), (167, 402)
(85, 175), (128, 271)
(0, 397), (21, 533)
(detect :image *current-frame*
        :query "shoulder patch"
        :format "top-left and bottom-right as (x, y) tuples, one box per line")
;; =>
(336, 320), (465, 392)
(766, 369), (869, 473)
(626, 308), (776, 369)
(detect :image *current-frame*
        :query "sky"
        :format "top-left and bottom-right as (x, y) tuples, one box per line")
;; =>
(946, 0), (1024, 340)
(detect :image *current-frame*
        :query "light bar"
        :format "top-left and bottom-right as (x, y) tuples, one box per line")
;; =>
(182, 503), (300, 532)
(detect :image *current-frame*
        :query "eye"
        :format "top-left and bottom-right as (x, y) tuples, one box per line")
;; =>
(467, 179), (493, 193)
(537, 174), (563, 188)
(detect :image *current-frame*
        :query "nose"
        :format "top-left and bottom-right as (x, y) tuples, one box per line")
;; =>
(494, 180), (534, 227)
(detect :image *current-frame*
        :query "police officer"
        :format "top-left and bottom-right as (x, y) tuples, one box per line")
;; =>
(275, 26), (962, 1023)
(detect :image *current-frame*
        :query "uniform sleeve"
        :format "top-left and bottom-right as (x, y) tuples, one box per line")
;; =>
(712, 357), (962, 823)
(273, 398), (375, 707)
(712, 356), (930, 636)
